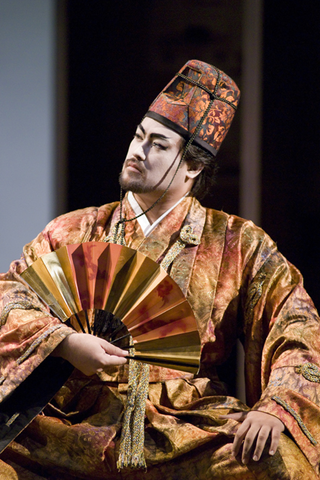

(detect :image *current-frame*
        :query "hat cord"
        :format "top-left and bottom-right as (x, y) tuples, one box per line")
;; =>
(177, 71), (238, 111)
(113, 69), (222, 245)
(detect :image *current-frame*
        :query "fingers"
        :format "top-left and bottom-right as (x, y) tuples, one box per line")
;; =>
(96, 337), (128, 369)
(231, 411), (284, 464)
(251, 425), (272, 462)
(56, 333), (129, 375)
(220, 412), (248, 422)
(234, 419), (267, 464)
(94, 338), (128, 369)
(97, 354), (127, 369)
(98, 337), (128, 357)
(232, 418), (251, 459)
(242, 423), (278, 463)
(269, 424), (282, 456)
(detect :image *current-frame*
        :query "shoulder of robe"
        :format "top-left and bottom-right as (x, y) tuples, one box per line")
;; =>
(204, 207), (270, 243)
(24, 202), (120, 260)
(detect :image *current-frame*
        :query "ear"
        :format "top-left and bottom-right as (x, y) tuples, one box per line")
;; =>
(185, 164), (204, 180)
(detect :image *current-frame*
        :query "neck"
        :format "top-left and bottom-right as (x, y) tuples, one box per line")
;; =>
(132, 189), (189, 224)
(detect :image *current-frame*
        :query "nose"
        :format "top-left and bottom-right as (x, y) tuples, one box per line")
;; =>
(132, 139), (147, 161)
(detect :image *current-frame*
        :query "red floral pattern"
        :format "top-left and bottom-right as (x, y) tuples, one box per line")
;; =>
(147, 59), (240, 155)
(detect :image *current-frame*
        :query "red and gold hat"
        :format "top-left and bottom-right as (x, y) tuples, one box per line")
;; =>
(146, 59), (240, 156)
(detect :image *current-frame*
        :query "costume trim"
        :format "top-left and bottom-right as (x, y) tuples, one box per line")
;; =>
(104, 223), (125, 245)
(0, 324), (64, 386)
(5, 412), (19, 427)
(0, 356), (74, 454)
(16, 324), (64, 366)
(245, 272), (266, 319)
(117, 356), (150, 470)
(161, 225), (200, 271)
(169, 198), (206, 296)
(272, 395), (317, 446)
(0, 300), (45, 327)
(295, 363), (320, 383)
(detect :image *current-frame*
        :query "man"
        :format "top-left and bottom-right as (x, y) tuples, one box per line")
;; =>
(1, 60), (320, 479)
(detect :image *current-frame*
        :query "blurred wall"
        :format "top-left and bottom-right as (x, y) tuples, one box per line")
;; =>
(0, 0), (55, 272)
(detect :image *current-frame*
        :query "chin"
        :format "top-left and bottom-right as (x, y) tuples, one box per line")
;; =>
(126, 185), (153, 194)
(119, 175), (150, 194)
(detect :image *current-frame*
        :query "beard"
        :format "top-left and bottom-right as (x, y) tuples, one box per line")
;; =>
(119, 170), (154, 194)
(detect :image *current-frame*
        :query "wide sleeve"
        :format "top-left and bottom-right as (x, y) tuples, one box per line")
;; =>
(240, 223), (320, 470)
(0, 207), (100, 450)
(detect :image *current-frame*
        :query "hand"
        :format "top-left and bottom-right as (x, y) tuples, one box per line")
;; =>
(52, 333), (128, 376)
(221, 411), (284, 464)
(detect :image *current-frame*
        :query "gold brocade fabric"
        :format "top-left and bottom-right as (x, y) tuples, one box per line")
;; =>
(1, 196), (320, 479)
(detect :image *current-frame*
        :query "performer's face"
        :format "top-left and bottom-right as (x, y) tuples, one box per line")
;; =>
(120, 117), (191, 197)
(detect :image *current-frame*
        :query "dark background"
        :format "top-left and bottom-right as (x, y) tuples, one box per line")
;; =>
(63, 1), (320, 348)
(64, 0), (242, 214)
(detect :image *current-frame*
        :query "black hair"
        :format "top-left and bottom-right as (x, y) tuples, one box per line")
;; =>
(183, 143), (219, 200)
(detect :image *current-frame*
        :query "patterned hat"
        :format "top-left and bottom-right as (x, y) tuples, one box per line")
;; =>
(146, 59), (240, 156)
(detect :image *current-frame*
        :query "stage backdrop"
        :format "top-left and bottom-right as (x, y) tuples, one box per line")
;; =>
(0, 0), (55, 272)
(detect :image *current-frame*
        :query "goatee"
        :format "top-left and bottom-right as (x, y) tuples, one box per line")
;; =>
(119, 171), (153, 194)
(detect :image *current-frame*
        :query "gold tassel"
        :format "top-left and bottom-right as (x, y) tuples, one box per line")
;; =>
(117, 357), (150, 470)
(106, 217), (150, 470)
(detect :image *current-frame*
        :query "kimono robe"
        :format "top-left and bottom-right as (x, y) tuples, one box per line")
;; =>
(0, 195), (320, 480)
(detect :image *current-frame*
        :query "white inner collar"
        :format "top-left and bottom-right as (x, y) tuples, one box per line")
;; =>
(127, 191), (189, 237)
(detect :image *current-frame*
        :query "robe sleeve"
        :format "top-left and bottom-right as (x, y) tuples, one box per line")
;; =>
(0, 207), (100, 450)
(240, 222), (320, 469)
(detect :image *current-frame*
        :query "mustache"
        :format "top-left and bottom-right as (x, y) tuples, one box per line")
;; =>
(124, 158), (144, 173)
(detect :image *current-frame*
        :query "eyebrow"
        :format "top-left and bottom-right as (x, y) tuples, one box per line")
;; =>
(137, 123), (171, 141)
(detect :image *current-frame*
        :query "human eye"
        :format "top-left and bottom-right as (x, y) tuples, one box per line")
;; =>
(152, 141), (168, 150)
(133, 131), (143, 140)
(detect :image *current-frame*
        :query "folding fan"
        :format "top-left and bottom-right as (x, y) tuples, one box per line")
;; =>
(20, 242), (201, 374)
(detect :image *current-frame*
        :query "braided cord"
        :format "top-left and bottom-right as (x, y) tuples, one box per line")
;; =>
(272, 395), (317, 445)
(0, 300), (45, 327)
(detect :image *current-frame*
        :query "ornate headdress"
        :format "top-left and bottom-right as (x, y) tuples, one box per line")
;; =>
(146, 59), (240, 156)
(115, 60), (240, 244)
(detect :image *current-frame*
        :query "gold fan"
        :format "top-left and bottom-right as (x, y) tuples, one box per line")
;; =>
(20, 242), (201, 374)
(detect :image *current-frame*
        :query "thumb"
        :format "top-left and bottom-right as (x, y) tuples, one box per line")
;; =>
(220, 412), (248, 422)
(98, 337), (129, 356)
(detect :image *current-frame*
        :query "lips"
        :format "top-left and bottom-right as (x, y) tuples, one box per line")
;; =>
(125, 160), (143, 173)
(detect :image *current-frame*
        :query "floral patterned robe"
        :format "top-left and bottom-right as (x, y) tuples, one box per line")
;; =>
(0, 195), (320, 479)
